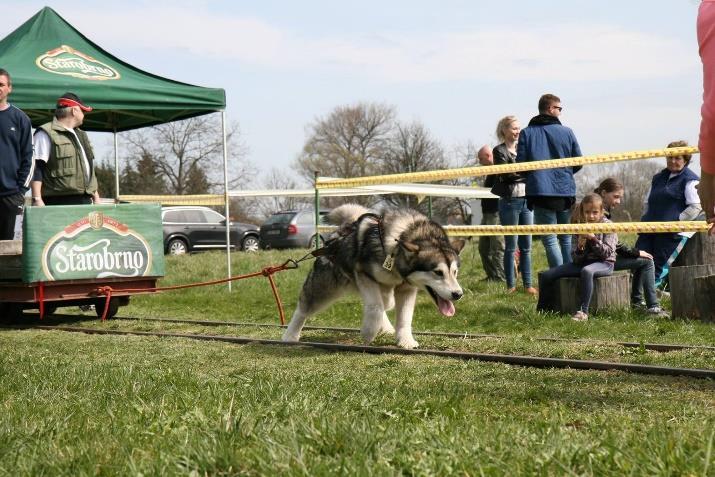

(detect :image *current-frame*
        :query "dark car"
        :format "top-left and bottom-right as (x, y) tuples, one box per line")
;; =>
(162, 206), (260, 255)
(259, 209), (330, 249)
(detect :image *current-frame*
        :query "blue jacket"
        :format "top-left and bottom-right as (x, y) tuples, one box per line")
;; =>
(0, 104), (33, 196)
(516, 118), (582, 197)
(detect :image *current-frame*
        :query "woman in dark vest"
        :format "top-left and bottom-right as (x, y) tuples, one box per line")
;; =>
(635, 140), (701, 285)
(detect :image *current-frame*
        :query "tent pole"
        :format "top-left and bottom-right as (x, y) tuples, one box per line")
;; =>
(222, 111), (232, 291)
(113, 130), (119, 201)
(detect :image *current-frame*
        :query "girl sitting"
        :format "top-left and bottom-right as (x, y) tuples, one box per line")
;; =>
(537, 193), (618, 321)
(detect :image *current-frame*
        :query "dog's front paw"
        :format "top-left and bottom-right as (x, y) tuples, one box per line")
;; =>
(379, 317), (395, 335)
(396, 335), (419, 349)
(282, 331), (301, 342)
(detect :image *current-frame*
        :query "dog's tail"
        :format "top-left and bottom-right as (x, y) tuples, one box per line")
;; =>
(327, 204), (370, 226)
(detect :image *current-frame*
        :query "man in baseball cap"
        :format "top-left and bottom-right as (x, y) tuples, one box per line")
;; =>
(30, 91), (100, 206)
(56, 92), (93, 112)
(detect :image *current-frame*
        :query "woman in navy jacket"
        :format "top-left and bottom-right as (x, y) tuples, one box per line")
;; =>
(635, 141), (701, 286)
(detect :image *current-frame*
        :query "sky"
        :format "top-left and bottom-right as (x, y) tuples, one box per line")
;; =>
(2, 0), (707, 182)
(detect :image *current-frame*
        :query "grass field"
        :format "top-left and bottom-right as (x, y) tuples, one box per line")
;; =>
(1, 241), (714, 476)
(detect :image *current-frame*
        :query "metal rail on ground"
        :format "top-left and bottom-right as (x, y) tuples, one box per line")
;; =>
(7, 323), (714, 379)
(104, 316), (715, 354)
(24, 313), (715, 353)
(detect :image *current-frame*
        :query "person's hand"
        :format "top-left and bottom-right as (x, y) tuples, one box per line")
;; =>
(32, 197), (45, 207)
(698, 171), (715, 235)
(638, 250), (654, 260)
(577, 235), (587, 250)
(585, 233), (597, 241)
(92, 191), (101, 204)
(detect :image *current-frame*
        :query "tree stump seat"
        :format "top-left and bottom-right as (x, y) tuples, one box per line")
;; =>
(554, 270), (631, 314)
(694, 275), (715, 322)
(669, 232), (715, 321)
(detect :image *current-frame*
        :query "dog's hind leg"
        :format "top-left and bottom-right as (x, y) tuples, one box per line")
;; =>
(282, 260), (348, 342)
(394, 284), (419, 349)
(355, 274), (386, 344)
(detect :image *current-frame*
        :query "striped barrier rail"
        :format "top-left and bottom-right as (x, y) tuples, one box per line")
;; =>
(316, 146), (699, 189)
(319, 221), (711, 236)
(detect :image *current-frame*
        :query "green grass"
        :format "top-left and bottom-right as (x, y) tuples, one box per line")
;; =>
(1, 242), (714, 476)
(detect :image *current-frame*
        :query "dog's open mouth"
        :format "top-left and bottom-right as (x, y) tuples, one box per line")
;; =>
(426, 286), (455, 317)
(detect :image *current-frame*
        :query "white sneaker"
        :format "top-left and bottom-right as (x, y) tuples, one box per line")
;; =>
(571, 310), (588, 322)
(646, 306), (669, 318)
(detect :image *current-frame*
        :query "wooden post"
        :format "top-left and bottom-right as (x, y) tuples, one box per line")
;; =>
(670, 264), (715, 319)
(555, 271), (630, 314)
(672, 232), (715, 267)
(694, 275), (715, 322)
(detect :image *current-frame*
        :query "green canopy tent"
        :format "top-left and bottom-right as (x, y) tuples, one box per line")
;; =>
(0, 7), (236, 285)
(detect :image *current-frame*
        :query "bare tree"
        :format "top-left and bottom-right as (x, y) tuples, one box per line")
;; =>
(294, 102), (396, 183)
(122, 115), (253, 195)
(420, 141), (480, 224)
(255, 168), (309, 218)
(576, 161), (662, 222)
(380, 121), (449, 209)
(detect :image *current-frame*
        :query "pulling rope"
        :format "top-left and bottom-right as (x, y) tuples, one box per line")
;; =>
(45, 255), (319, 323)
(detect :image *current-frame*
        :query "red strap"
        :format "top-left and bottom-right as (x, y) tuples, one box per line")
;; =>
(38, 281), (45, 320)
(97, 286), (113, 321)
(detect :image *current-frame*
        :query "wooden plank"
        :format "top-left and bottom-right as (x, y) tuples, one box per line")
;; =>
(0, 240), (21, 256)
(0, 240), (22, 281)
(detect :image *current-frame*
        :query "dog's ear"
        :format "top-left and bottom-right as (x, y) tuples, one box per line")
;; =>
(399, 241), (420, 253)
(449, 238), (466, 255)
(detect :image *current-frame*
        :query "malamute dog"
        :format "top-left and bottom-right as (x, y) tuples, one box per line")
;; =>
(282, 204), (464, 349)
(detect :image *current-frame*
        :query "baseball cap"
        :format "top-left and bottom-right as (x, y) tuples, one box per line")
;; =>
(56, 92), (92, 112)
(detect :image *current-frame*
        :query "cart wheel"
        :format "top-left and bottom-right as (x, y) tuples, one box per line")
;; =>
(0, 303), (24, 323)
(43, 305), (58, 316)
(94, 298), (120, 319)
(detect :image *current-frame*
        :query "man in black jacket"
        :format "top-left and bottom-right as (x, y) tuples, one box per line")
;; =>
(477, 145), (505, 281)
(0, 68), (33, 240)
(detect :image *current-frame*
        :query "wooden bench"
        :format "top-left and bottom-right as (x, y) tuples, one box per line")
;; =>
(554, 270), (631, 314)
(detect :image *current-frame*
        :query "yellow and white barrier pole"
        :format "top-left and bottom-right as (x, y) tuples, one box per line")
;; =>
(319, 221), (711, 236)
(316, 147), (698, 189)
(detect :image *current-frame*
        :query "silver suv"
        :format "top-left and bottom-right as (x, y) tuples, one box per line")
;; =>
(162, 206), (260, 255)
(259, 209), (330, 249)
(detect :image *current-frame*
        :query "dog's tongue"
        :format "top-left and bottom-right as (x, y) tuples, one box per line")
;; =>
(437, 297), (455, 317)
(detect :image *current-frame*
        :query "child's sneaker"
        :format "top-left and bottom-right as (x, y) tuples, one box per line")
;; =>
(571, 310), (588, 322)
(645, 306), (669, 318)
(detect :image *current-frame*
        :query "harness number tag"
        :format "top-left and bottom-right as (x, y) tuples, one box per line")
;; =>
(383, 255), (394, 271)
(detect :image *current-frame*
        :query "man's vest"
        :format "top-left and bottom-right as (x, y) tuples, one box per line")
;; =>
(38, 119), (98, 197)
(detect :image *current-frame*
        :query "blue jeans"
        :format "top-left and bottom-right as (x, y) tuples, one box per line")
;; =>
(537, 261), (614, 313)
(533, 206), (572, 268)
(634, 233), (683, 284)
(613, 256), (658, 308)
(498, 197), (533, 288)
